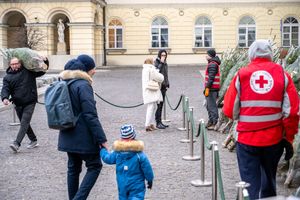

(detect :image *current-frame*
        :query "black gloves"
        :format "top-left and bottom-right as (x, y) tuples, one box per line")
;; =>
(147, 181), (153, 189)
(282, 139), (294, 161)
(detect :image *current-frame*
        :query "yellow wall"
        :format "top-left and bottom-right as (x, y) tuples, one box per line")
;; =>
(106, 3), (300, 65)
(0, 1), (299, 68)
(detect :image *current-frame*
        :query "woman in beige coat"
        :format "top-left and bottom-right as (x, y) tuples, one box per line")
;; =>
(142, 58), (164, 131)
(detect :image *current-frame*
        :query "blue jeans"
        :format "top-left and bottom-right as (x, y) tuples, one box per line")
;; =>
(67, 152), (102, 200)
(236, 142), (283, 200)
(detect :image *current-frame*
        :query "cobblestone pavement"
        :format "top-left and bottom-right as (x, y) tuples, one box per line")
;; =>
(0, 66), (297, 200)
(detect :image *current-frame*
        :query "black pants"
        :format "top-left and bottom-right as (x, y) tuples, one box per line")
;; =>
(15, 103), (37, 146)
(67, 152), (102, 200)
(155, 89), (166, 123)
(236, 142), (283, 200)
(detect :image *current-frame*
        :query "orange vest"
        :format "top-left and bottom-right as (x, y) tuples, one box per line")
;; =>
(204, 61), (220, 89)
(237, 62), (285, 132)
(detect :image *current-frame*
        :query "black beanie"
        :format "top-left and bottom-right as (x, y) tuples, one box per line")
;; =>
(64, 55), (95, 72)
(207, 49), (216, 58)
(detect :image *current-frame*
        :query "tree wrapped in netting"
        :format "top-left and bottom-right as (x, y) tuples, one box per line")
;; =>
(0, 48), (48, 72)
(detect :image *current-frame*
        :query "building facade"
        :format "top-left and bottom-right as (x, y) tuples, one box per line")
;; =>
(0, 0), (299, 69)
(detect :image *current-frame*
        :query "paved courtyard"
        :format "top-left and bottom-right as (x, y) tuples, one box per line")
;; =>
(0, 66), (297, 200)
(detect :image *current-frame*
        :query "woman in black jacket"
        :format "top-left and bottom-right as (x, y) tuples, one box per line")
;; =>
(154, 49), (170, 129)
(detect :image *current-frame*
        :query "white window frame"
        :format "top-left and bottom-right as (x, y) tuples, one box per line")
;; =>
(108, 20), (123, 49)
(282, 17), (299, 47)
(194, 16), (212, 47)
(151, 17), (168, 48)
(238, 16), (256, 48)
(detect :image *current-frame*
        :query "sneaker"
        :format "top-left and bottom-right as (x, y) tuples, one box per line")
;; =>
(27, 141), (39, 149)
(10, 142), (20, 153)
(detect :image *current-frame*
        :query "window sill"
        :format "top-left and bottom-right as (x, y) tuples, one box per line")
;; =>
(192, 47), (212, 54)
(148, 48), (171, 54)
(106, 48), (127, 54)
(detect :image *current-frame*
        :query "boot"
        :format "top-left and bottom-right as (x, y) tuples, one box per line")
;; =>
(161, 122), (169, 128)
(146, 126), (153, 132)
(156, 122), (166, 129)
(150, 124), (157, 130)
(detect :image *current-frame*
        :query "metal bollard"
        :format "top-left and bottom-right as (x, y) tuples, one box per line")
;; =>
(211, 141), (218, 200)
(177, 94), (186, 131)
(236, 181), (250, 200)
(182, 107), (200, 161)
(191, 119), (212, 186)
(9, 107), (20, 126)
(162, 95), (170, 122)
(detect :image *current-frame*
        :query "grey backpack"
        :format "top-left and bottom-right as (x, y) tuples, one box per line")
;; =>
(44, 79), (78, 130)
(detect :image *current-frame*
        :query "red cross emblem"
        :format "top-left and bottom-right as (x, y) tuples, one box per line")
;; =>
(255, 75), (268, 88)
(250, 70), (274, 94)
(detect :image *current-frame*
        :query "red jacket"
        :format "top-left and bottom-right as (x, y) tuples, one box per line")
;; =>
(223, 58), (299, 146)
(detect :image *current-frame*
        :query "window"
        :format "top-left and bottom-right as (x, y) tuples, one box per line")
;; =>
(195, 16), (212, 47)
(282, 17), (299, 47)
(238, 16), (256, 47)
(108, 19), (123, 48)
(151, 17), (168, 48)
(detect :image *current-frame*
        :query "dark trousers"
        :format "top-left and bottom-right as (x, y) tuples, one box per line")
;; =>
(67, 152), (102, 200)
(15, 103), (37, 146)
(205, 91), (218, 124)
(236, 142), (283, 200)
(155, 89), (166, 123)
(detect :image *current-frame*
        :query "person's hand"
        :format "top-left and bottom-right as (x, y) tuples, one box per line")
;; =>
(147, 181), (153, 189)
(203, 88), (210, 97)
(3, 99), (10, 105)
(100, 142), (108, 150)
(166, 84), (170, 88)
(282, 139), (294, 161)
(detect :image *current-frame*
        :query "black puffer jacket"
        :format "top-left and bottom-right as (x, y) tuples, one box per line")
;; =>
(1, 66), (45, 106)
(154, 51), (169, 91)
(206, 56), (221, 91)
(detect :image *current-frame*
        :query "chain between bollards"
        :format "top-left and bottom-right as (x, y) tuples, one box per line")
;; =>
(177, 94), (186, 131)
(182, 107), (200, 161)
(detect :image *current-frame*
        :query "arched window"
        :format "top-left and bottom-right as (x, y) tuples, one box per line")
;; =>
(108, 19), (123, 48)
(151, 17), (168, 48)
(238, 16), (256, 47)
(282, 17), (299, 47)
(195, 16), (212, 47)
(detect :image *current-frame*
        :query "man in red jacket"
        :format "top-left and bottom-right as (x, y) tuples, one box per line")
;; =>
(223, 40), (299, 199)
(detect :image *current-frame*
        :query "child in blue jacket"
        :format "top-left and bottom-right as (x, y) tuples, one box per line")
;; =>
(100, 124), (154, 200)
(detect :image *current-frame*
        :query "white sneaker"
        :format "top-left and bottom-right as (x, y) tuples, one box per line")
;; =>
(27, 141), (39, 149)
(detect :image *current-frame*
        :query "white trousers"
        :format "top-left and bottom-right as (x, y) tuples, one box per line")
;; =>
(145, 102), (156, 127)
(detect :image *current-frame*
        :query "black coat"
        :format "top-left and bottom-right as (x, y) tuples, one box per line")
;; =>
(58, 70), (107, 154)
(1, 66), (45, 106)
(154, 58), (169, 91)
(206, 56), (221, 91)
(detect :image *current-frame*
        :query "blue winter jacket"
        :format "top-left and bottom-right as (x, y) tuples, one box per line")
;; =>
(58, 70), (107, 154)
(100, 140), (154, 199)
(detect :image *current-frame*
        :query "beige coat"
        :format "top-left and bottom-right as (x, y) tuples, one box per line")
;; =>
(142, 64), (164, 104)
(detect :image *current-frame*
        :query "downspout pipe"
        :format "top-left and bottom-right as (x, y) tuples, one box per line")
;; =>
(102, 2), (107, 66)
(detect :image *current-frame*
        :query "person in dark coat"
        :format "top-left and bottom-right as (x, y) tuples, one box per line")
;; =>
(1, 57), (46, 152)
(154, 49), (170, 129)
(58, 54), (108, 200)
(203, 49), (221, 130)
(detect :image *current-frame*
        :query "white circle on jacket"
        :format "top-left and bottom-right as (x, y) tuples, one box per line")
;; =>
(142, 64), (164, 104)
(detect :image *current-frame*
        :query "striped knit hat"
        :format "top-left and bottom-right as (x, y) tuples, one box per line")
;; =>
(120, 124), (136, 140)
